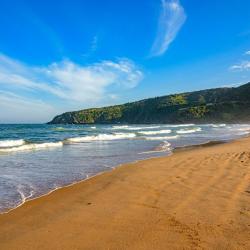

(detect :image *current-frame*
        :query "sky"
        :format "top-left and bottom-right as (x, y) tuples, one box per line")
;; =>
(0, 0), (250, 123)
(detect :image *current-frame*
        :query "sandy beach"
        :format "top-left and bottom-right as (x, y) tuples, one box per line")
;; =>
(0, 137), (250, 249)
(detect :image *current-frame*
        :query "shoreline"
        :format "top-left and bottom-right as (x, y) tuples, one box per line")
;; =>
(0, 136), (240, 215)
(0, 135), (250, 249)
(0, 135), (247, 215)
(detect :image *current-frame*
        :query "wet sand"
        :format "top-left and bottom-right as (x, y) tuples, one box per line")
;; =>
(0, 137), (250, 249)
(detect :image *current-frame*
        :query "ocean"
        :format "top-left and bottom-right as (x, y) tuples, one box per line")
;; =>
(0, 123), (249, 213)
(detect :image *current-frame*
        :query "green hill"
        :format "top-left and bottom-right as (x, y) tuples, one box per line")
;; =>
(48, 82), (250, 124)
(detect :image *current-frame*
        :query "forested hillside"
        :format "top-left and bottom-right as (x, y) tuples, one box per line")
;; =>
(48, 82), (250, 124)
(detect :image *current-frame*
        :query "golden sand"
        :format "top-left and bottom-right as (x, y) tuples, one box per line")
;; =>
(0, 137), (250, 249)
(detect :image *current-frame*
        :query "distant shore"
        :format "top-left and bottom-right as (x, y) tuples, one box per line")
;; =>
(0, 136), (250, 249)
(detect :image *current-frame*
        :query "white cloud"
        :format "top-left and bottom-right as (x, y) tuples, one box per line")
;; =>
(150, 0), (186, 57)
(0, 54), (143, 122)
(0, 54), (143, 103)
(245, 51), (250, 55)
(230, 61), (250, 71)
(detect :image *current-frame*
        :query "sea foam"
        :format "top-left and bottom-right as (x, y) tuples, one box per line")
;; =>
(145, 135), (179, 140)
(166, 124), (195, 128)
(139, 141), (171, 154)
(139, 129), (172, 135)
(0, 139), (26, 148)
(111, 125), (129, 129)
(0, 142), (63, 152)
(176, 127), (202, 134)
(211, 124), (226, 128)
(111, 125), (161, 130)
(67, 133), (136, 142)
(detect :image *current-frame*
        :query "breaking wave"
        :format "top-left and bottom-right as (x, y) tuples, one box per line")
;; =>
(176, 127), (202, 134)
(166, 124), (195, 127)
(67, 133), (136, 142)
(0, 139), (26, 148)
(211, 124), (226, 128)
(145, 135), (179, 140)
(111, 125), (129, 129)
(0, 142), (63, 153)
(138, 129), (172, 135)
(111, 125), (161, 130)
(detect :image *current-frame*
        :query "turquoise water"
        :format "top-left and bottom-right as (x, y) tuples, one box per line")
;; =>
(0, 123), (249, 213)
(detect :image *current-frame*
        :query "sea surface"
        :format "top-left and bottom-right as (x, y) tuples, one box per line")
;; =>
(0, 123), (250, 213)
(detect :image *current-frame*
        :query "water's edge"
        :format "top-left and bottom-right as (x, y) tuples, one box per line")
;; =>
(1, 135), (247, 215)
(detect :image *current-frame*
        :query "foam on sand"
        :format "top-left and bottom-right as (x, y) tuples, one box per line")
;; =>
(67, 133), (136, 142)
(139, 141), (172, 154)
(17, 184), (35, 206)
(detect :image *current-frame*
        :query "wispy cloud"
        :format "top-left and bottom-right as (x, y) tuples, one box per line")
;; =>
(245, 51), (250, 55)
(150, 0), (186, 57)
(0, 54), (143, 103)
(90, 35), (98, 52)
(0, 54), (143, 122)
(82, 35), (99, 58)
(230, 61), (250, 71)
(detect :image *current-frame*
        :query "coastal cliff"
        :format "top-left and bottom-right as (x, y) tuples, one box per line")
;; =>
(48, 82), (250, 124)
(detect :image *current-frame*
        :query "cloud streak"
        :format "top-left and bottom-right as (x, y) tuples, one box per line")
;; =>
(0, 54), (143, 122)
(0, 54), (143, 103)
(230, 61), (250, 71)
(150, 0), (186, 57)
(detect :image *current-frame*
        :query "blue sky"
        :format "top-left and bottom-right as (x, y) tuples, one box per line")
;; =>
(0, 0), (250, 123)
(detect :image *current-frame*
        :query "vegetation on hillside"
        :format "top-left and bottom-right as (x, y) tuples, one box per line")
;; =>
(48, 82), (250, 124)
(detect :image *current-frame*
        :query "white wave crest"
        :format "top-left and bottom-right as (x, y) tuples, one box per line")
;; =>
(133, 126), (161, 129)
(67, 133), (136, 142)
(235, 127), (250, 132)
(211, 124), (226, 128)
(139, 129), (171, 135)
(167, 124), (195, 128)
(0, 142), (63, 152)
(120, 127), (146, 130)
(111, 125), (129, 129)
(0, 139), (26, 148)
(176, 127), (202, 134)
(145, 135), (179, 140)
(112, 125), (161, 130)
